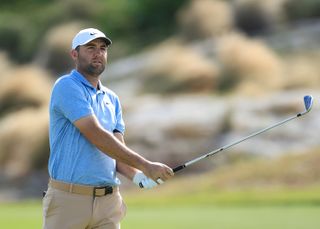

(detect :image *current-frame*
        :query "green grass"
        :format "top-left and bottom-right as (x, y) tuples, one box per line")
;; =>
(122, 205), (320, 229)
(0, 201), (42, 228)
(124, 185), (320, 206)
(1, 196), (320, 229)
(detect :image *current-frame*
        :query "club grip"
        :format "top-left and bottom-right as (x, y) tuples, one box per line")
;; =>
(173, 165), (186, 173)
(139, 165), (186, 188)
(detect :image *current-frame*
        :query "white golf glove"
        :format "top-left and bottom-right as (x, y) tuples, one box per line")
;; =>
(133, 171), (159, 189)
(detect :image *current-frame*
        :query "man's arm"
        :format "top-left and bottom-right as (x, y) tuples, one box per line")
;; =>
(74, 115), (173, 182)
(114, 132), (159, 189)
(113, 131), (139, 180)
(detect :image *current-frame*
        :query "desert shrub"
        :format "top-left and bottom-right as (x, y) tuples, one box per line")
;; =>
(0, 108), (49, 178)
(216, 33), (283, 95)
(0, 61), (52, 178)
(35, 22), (84, 75)
(282, 52), (320, 89)
(0, 66), (52, 117)
(142, 40), (220, 94)
(177, 0), (234, 40)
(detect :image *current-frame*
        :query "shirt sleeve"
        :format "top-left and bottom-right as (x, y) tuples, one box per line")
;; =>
(114, 96), (125, 134)
(51, 78), (94, 123)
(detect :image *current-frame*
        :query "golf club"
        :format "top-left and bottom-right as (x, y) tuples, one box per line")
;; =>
(139, 95), (313, 188)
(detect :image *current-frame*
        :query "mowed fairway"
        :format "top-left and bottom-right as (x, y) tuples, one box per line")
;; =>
(122, 205), (320, 229)
(0, 201), (320, 229)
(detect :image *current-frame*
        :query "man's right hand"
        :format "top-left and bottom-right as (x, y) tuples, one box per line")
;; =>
(142, 161), (174, 184)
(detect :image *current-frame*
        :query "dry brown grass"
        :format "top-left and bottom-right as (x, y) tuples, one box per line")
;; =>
(143, 39), (221, 93)
(282, 52), (320, 89)
(35, 22), (84, 74)
(0, 66), (52, 105)
(216, 33), (284, 95)
(0, 107), (48, 178)
(149, 148), (320, 196)
(209, 148), (320, 189)
(177, 0), (234, 40)
(0, 55), (52, 178)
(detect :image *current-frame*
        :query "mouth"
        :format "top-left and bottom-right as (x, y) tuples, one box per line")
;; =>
(92, 60), (103, 66)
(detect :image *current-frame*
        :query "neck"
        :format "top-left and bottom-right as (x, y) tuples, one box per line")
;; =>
(77, 69), (100, 89)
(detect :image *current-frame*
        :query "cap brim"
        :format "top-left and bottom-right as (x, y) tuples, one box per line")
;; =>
(102, 37), (112, 46)
(73, 36), (112, 49)
(85, 36), (112, 46)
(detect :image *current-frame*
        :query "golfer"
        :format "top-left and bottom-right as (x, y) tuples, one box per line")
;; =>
(43, 28), (174, 229)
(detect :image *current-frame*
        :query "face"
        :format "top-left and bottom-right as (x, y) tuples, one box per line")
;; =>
(72, 38), (108, 77)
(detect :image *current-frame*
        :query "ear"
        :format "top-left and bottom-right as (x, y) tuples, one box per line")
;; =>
(70, 49), (78, 60)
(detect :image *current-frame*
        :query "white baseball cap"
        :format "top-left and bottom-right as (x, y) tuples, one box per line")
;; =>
(72, 28), (112, 49)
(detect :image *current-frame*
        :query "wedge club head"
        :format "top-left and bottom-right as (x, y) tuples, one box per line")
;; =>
(303, 95), (313, 113)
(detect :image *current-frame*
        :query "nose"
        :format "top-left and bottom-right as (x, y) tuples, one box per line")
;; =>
(93, 48), (106, 57)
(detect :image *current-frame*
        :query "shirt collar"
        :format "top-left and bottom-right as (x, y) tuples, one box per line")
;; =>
(71, 69), (107, 93)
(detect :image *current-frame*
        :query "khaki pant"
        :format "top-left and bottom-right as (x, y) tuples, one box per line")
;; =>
(43, 186), (126, 229)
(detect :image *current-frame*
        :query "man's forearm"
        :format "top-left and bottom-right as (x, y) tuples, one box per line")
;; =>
(74, 115), (149, 172)
(94, 127), (149, 172)
(113, 132), (140, 180)
(73, 115), (175, 182)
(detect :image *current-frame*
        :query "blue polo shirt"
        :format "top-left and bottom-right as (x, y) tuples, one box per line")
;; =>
(48, 70), (125, 186)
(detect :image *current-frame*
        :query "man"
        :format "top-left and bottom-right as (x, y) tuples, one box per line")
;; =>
(43, 28), (174, 229)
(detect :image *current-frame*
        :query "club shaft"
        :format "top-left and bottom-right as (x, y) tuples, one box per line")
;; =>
(140, 95), (312, 187)
(173, 112), (304, 173)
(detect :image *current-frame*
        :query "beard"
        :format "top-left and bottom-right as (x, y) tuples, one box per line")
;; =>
(77, 55), (106, 77)
(86, 63), (105, 76)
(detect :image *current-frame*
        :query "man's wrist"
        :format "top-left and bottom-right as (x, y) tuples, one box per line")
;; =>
(135, 158), (151, 176)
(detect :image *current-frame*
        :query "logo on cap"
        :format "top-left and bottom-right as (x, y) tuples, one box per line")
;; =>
(90, 32), (97, 35)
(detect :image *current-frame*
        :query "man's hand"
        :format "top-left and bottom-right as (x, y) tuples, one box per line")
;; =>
(133, 171), (158, 189)
(142, 162), (174, 184)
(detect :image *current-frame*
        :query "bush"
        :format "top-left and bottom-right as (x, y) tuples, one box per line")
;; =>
(216, 33), (283, 95)
(0, 62), (52, 178)
(177, 0), (234, 40)
(95, 0), (188, 48)
(284, 0), (320, 21)
(142, 40), (220, 94)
